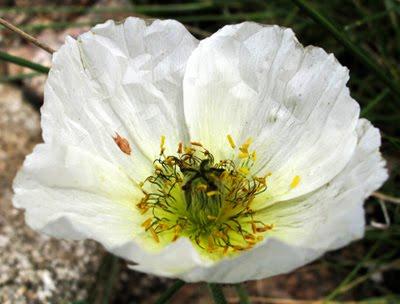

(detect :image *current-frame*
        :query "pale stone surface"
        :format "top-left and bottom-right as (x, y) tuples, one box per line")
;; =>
(0, 84), (102, 303)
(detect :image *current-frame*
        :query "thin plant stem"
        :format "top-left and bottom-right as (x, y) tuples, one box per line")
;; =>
(0, 17), (55, 54)
(373, 192), (400, 204)
(154, 280), (185, 304)
(344, 10), (393, 31)
(334, 258), (400, 295)
(176, 12), (275, 23)
(290, 0), (400, 100)
(87, 254), (111, 304)
(383, 134), (400, 149)
(361, 88), (390, 117)
(102, 256), (119, 304)
(0, 50), (50, 74)
(325, 239), (382, 301)
(208, 283), (228, 304)
(234, 284), (251, 304)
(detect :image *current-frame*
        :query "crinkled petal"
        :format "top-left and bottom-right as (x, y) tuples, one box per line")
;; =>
(183, 22), (359, 201)
(120, 238), (210, 276)
(129, 237), (318, 282)
(256, 119), (387, 251)
(13, 144), (143, 250)
(126, 118), (386, 283)
(42, 17), (198, 182)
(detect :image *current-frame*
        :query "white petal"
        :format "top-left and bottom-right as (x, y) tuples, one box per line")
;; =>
(179, 238), (319, 283)
(261, 119), (387, 251)
(119, 238), (210, 277)
(42, 18), (198, 182)
(127, 118), (386, 283)
(13, 144), (143, 250)
(130, 237), (318, 283)
(183, 22), (359, 200)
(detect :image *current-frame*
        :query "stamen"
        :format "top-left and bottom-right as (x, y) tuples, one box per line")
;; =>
(227, 134), (236, 149)
(191, 141), (203, 147)
(244, 235), (256, 244)
(158, 221), (169, 230)
(172, 225), (181, 242)
(207, 190), (220, 197)
(238, 151), (249, 159)
(251, 222), (257, 234)
(256, 224), (274, 232)
(184, 146), (193, 154)
(138, 141), (269, 257)
(141, 218), (153, 229)
(160, 135), (166, 154)
(149, 227), (159, 243)
(239, 138), (253, 154)
(139, 207), (149, 215)
(251, 151), (257, 161)
(223, 246), (229, 254)
(239, 167), (249, 175)
(177, 142), (183, 154)
(255, 176), (266, 185)
(290, 175), (301, 189)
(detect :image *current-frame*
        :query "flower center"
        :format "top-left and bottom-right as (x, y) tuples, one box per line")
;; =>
(137, 137), (274, 258)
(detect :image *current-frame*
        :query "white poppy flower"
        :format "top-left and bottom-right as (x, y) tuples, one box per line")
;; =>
(13, 18), (388, 283)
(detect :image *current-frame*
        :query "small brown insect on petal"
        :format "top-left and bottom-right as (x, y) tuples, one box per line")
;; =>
(113, 133), (131, 155)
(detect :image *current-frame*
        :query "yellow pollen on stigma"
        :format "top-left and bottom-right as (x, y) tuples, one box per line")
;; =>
(137, 135), (274, 258)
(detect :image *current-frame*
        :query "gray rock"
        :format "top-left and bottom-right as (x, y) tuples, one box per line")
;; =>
(0, 84), (103, 304)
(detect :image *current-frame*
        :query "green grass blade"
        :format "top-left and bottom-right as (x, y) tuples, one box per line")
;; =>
(234, 284), (251, 304)
(0, 50), (49, 74)
(154, 280), (185, 304)
(344, 11), (392, 31)
(102, 256), (119, 304)
(208, 284), (228, 304)
(361, 88), (390, 117)
(176, 12), (275, 23)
